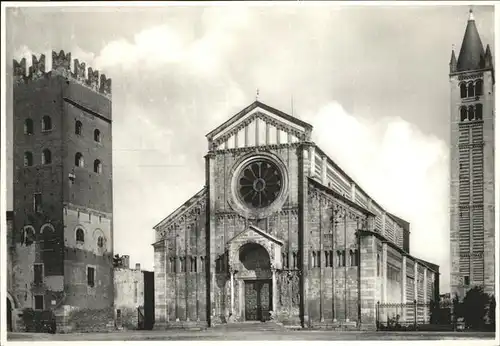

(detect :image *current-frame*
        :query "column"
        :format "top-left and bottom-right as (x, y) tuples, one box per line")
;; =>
(308, 145), (315, 177)
(230, 270), (234, 317)
(255, 118), (260, 146)
(276, 127), (281, 144)
(234, 132), (239, 148)
(414, 262), (418, 324)
(402, 256), (407, 321)
(205, 152), (217, 326)
(265, 123), (270, 145)
(299, 144), (311, 327)
(382, 243), (388, 303)
(321, 156), (327, 185)
(272, 268), (277, 315)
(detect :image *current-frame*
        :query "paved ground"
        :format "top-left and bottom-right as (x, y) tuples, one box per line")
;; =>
(8, 329), (496, 341)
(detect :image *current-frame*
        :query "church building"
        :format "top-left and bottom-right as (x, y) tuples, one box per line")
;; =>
(153, 101), (440, 329)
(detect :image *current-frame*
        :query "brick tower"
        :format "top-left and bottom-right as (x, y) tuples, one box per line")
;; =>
(10, 50), (114, 332)
(449, 10), (495, 299)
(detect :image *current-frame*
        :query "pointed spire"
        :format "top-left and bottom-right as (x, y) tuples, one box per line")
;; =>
(450, 49), (457, 73)
(456, 9), (485, 72)
(484, 44), (493, 68)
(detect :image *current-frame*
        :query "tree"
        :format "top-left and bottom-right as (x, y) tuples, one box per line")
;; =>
(487, 295), (496, 326)
(462, 286), (490, 329)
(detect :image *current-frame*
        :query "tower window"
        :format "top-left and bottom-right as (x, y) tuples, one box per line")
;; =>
(87, 267), (95, 287)
(464, 275), (470, 286)
(475, 104), (483, 120)
(34, 295), (44, 310)
(76, 228), (85, 243)
(24, 118), (34, 135)
(94, 159), (102, 174)
(75, 152), (84, 167)
(33, 193), (42, 213)
(34, 263), (44, 284)
(41, 116), (52, 132)
(460, 83), (467, 98)
(97, 236), (104, 248)
(468, 106), (474, 121)
(75, 121), (83, 135)
(94, 129), (101, 143)
(24, 151), (33, 167)
(42, 149), (52, 165)
(475, 80), (483, 96)
(467, 82), (475, 98)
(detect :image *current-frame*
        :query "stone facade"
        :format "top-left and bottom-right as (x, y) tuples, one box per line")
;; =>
(153, 101), (439, 330)
(8, 50), (114, 332)
(114, 263), (155, 330)
(449, 13), (495, 299)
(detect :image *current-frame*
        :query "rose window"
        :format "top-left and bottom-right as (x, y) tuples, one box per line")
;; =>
(237, 159), (283, 209)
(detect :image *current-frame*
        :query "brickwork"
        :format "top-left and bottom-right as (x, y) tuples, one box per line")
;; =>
(9, 51), (114, 333)
(449, 17), (495, 299)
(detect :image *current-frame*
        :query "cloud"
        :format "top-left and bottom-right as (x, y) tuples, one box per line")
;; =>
(310, 102), (449, 290)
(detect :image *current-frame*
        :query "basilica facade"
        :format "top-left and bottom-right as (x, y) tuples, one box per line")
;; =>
(153, 101), (439, 329)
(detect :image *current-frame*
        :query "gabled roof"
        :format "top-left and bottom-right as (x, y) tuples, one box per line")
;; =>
(227, 224), (284, 246)
(153, 187), (206, 230)
(206, 100), (313, 141)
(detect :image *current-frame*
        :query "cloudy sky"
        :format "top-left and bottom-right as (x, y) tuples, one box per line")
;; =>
(5, 4), (495, 293)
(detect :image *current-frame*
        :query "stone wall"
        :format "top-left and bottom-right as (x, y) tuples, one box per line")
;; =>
(114, 267), (144, 330)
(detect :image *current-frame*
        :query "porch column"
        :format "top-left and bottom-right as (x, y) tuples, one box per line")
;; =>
(230, 270), (235, 316)
(272, 268), (277, 314)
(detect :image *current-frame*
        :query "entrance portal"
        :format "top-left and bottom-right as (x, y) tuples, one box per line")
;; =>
(244, 280), (272, 321)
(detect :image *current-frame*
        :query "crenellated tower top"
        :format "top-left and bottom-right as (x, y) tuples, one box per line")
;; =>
(13, 50), (112, 99)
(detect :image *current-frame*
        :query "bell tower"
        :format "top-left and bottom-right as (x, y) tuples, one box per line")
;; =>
(449, 9), (495, 299)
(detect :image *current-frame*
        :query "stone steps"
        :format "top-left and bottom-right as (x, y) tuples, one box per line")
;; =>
(212, 321), (286, 332)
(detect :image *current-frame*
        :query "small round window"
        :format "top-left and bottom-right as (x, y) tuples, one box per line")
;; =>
(237, 159), (283, 209)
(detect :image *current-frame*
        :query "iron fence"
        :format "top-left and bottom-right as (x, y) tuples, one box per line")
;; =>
(376, 300), (453, 331)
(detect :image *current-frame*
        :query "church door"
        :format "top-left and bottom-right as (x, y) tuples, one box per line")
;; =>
(245, 280), (272, 321)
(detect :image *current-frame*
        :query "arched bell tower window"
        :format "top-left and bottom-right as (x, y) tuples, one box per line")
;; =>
(468, 106), (475, 121)
(459, 107), (468, 122)
(24, 152), (33, 167)
(42, 116), (52, 132)
(42, 149), (52, 165)
(459, 83), (467, 98)
(76, 228), (85, 243)
(467, 82), (475, 98)
(475, 79), (483, 96)
(475, 104), (483, 120)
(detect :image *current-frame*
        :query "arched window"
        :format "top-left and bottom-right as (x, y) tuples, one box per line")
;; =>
(42, 116), (52, 131)
(75, 121), (83, 135)
(42, 149), (52, 165)
(467, 82), (475, 98)
(460, 83), (467, 98)
(76, 228), (85, 242)
(94, 129), (101, 143)
(200, 256), (205, 272)
(169, 257), (176, 273)
(94, 159), (102, 174)
(24, 119), (34, 135)
(460, 107), (468, 122)
(24, 152), (33, 167)
(75, 152), (84, 167)
(97, 236), (104, 248)
(350, 250), (359, 267)
(475, 104), (483, 120)
(475, 80), (483, 96)
(468, 106), (475, 121)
